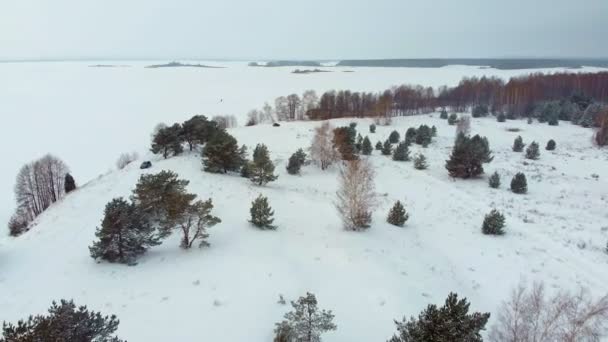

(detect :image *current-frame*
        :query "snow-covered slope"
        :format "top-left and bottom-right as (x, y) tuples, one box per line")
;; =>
(1, 115), (607, 341)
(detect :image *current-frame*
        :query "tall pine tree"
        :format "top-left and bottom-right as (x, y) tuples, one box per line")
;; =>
(250, 144), (278, 185)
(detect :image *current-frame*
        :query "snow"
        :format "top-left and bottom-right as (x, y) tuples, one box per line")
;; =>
(1, 109), (607, 340)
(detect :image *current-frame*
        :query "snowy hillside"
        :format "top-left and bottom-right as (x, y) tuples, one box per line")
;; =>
(1, 115), (607, 341)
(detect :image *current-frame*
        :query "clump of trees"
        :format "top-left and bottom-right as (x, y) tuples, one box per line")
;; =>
(482, 209), (506, 235)
(445, 133), (493, 178)
(151, 123), (184, 158)
(286, 149), (307, 175)
(1, 299), (124, 342)
(335, 159), (376, 231)
(90, 171), (221, 264)
(387, 201), (409, 227)
(9, 154), (71, 236)
(389, 292), (490, 342)
(310, 122), (340, 170)
(511, 172), (528, 194)
(489, 282), (608, 342)
(274, 292), (336, 342)
(150, 115), (222, 159)
(249, 195), (276, 229)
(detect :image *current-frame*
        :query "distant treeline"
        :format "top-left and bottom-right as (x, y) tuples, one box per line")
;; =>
(336, 58), (608, 70)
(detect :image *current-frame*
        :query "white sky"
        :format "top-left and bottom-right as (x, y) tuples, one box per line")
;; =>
(1, 0), (607, 60)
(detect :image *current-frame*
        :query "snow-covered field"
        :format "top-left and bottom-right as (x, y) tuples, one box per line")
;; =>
(1, 61), (607, 340)
(1, 111), (607, 340)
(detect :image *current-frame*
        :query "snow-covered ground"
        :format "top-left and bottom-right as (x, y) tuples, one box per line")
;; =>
(0, 60), (606, 226)
(1, 112), (607, 341)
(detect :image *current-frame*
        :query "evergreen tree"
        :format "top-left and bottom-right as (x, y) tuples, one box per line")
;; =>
(525, 141), (540, 160)
(376, 141), (383, 150)
(440, 109), (449, 119)
(361, 136), (373, 155)
(497, 112), (507, 122)
(392, 142), (411, 161)
(445, 133), (493, 178)
(482, 209), (505, 235)
(387, 201), (409, 227)
(510, 172), (528, 194)
(431, 125), (437, 137)
(405, 127), (417, 145)
(381, 139), (393, 155)
(175, 199), (221, 249)
(355, 134), (363, 152)
(151, 123), (184, 158)
(249, 195), (276, 229)
(512, 136), (525, 152)
(286, 148), (307, 175)
(275, 293), (336, 342)
(546, 139), (556, 151)
(332, 126), (358, 161)
(181, 115), (218, 150)
(389, 293), (490, 342)
(64, 173), (76, 194)
(488, 171), (500, 189)
(240, 161), (253, 178)
(202, 130), (245, 173)
(369, 123), (376, 133)
(472, 104), (489, 118)
(389, 130), (400, 144)
(448, 113), (458, 125)
(1, 300), (124, 342)
(250, 144), (278, 185)
(89, 198), (160, 264)
(415, 125), (432, 147)
(414, 154), (428, 170)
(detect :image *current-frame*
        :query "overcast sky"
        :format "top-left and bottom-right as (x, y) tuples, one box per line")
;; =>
(1, 0), (607, 60)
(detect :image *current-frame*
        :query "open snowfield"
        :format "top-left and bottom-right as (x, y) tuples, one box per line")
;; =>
(1, 110), (607, 340)
(1, 60), (607, 226)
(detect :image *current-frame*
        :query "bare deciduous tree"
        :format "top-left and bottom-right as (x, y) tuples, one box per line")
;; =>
(275, 96), (289, 122)
(246, 109), (260, 126)
(286, 94), (301, 121)
(300, 90), (318, 120)
(489, 281), (608, 342)
(116, 152), (139, 170)
(11, 154), (70, 235)
(335, 159), (376, 230)
(456, 114), (472, 136)
(212, 115), (238, 129)
(309, 122), (340, 170)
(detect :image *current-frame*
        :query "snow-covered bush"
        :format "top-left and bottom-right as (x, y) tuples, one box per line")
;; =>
(525, 141), (540, 160)
(489, 171), (501, 188)
(511, 172), (528, 194)
(387, 201), (409, 227)
(249, 195), (276, 229)
(482, 209), (505, 235)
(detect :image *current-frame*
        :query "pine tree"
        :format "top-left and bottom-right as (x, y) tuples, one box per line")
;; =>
(512, 136), (525, 152)
(497, 112), (507, 122)
(376, 141), (383, 150)
(489, 171), (500, 188)
(240, 161), (253, 178)
(332, 126), (358, 161)
(389, 293), (490, 342)
(1, 300), (124, 342)
(389, 130), (400, 144)
(405, 127), (417, 145)
(510, 172), (528, 194)
(525, 141), (540, 160)
(440, 109), (449, 119)
(181, 115), (218, 150)
(445, 133), (493, 178)
(250, 144), (278, 185)
(151, 123), (184, 158)
(415, 125), (432, 147)
(202, 130), (245, 173)
(472, 104), (489, 118)
(286, 148), (307, 175)
(482, 209), (505, 235)
(448, 113), (458, 125)
(431, 125), (437, 137)
(276, 293), (336, 342)
(392, 142), (411, 161)
(64, 173), (76, 194)
(249, 195), (276, 229)
(381, 139), (393, 155)
(387, 201), (409, 227)
(175, 199), (221, 249)
(89, 198), (161, 264)
(546, 139), (556, 151)
(414, 154), (428, 170)
(369, 123), (376, 133)
(361, 136), (373, 155)
(355, 134), (363, 152)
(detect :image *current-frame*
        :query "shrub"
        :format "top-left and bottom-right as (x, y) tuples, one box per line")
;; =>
(415, 125), (432, 147)
(405, 127), (417, 145)
(387, 201), (409, 227)
(381, 140), (393, 156)
(497, 112), (506, 122)
(413, 154), (428, 170)
(445, 133), (493, 178)
(512, 136), (525, 152)
(369, 123), (376, 133)
(249, 195), (276, 229)
(510, 172), (527, 194)
(375, 141), (383, 150)
(64, 173), (76, 194)
(392, 142), (410, 162)
(545, 139), (556, 151)
(488, 171), (500, 188)
(389, 130), (400, 144)
(482, 209), (505, 235)
(440, 109), (449, 119)
(472, 104), (489, 117)
(448, 113), (458, 125)
(389, 292), (490, 342)
(1, 300), (124, 342)
(525, 141), (540, 160)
